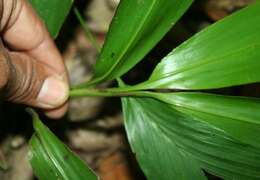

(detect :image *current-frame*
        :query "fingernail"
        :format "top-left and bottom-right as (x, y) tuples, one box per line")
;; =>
(37, 76), (69, 108)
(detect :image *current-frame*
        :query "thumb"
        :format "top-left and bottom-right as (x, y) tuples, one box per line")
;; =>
(0, 50), (69, 109)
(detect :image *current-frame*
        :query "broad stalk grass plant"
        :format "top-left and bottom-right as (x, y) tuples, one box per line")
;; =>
(27, 0), (260, 179)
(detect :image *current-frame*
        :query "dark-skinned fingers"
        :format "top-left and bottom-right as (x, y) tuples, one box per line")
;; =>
(1, 51), (69, 109)
(0, 0), (69, 119)
(2, 0), (68, 79)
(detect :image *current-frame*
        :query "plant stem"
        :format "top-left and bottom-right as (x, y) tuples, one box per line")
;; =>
(73, 7), (101, 52)
(70, 88), (154, 98)
(73, 81), (148, 92)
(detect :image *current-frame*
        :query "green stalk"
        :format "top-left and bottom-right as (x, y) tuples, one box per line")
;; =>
(69, 88), (155, 98)
(73, 7), (101, 52)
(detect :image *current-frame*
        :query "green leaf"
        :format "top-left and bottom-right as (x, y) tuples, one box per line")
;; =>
(135, 2), (260, 90)
(29, 135), (59, 180)
(29, 0), (73, 38)
(28, 109), (98, 180)
(122, 97), (206, 180)
(85, 0), (193, 86)
(154, 92), (260, 148)
(122, 97), (260, 180)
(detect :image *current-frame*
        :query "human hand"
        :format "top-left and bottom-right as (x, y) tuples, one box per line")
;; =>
(0, 0), (69, 118)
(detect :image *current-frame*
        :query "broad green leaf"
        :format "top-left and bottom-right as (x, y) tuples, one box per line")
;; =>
(122, 97), (206, 180)
(30, 0), (73, 38)
(29, 135), (59, 180)
(135, 2), (260, 90)
(86, 0), (193, 86)
(153, 92), (260, 148)
(122, 97), (260, 180)
(28, 109), (98, 180)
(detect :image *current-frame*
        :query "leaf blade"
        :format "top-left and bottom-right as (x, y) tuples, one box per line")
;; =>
(122, 97), (260, 180)
(29, 0), (73, 38)
(87, 0), (193, 85)
(28, 109), (98, 180)
(154, 92), (260, 148)
(29, 135), (59, 180)
(138, 2), (260, 90)
(122, 97), (206, 180)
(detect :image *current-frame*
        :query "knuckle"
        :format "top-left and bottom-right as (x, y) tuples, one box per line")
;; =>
(5, 53), (45, 104)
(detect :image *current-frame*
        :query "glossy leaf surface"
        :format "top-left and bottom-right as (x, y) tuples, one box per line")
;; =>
(88, 0), (193, 85)
(154, 92), (260, 148)
(29, 135), (58, 180)
(122, 97), (260, 180)
(137, 2), (260, 90)
(28, 110), (98, 180)
(30, 0), (73, 38)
